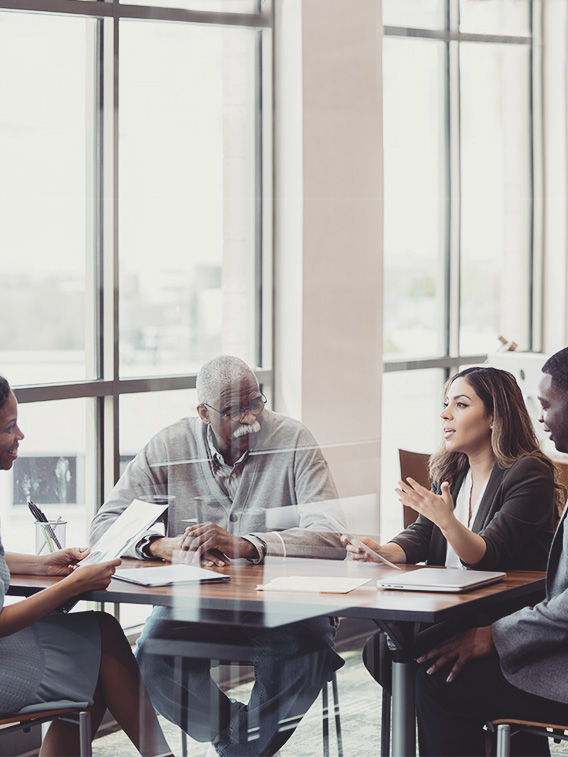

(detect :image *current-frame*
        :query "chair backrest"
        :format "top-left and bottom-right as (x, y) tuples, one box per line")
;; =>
(398, 449), (431, 529)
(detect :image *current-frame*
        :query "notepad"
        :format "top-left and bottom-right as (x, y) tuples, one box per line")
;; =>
(113, 564), (231, 587)
(256, 576), (371, 594)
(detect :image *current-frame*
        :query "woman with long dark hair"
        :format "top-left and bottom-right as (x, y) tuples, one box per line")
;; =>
(0, 376), (172, 757)
(343, 366), (561, 691)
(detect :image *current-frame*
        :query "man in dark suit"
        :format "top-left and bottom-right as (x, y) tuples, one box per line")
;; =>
(416, 347), (568, 757)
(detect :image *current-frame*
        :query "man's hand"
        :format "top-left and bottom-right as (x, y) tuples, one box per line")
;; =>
(42, 548), (91, 576)
(417, 625), (495, 683)
(146, 537), (183, 562)
(178, 523), (257, 563)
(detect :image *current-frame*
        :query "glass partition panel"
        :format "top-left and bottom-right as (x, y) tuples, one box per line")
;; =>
(120, 0), (260, 11)
(383, 37), (447, 360)
(383, 0), (446, 29)
(380, 369), (444, 542)
(0, 12), (95, 385)
(1, 399), (89, 553)
(459, 0), (531, 36)
(119, 389), (199, 469)
(119, 20), (259, 377)
(459, 42), (531, 354)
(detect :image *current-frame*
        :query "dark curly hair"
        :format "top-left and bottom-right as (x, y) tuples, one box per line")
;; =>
(0, 376), (10, 410)
(542, 347), (568, 396)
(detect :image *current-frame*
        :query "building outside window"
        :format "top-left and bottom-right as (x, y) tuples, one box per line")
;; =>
(381, 0), (537, 539)
(0, 1), (273, 566)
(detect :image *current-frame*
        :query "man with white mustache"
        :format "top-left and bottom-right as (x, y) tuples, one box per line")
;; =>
(89, 355), (345, 757)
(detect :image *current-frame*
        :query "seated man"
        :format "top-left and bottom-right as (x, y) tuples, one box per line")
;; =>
(416, 346), (568, 757)
(89, 355), (345, 757)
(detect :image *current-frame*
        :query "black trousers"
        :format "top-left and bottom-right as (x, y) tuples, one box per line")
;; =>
(416, 653), (568, 757)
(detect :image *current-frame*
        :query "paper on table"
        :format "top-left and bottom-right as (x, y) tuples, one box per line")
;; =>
(256, 576), (371, 594)
(113, 564), (230, 586)
(80, 498), (168, 566)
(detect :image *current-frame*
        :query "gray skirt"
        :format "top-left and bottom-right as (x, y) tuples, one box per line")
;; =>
(0, 611), (101, 715)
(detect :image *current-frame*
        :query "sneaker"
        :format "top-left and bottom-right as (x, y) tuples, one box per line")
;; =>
(205, 745), (218, 757)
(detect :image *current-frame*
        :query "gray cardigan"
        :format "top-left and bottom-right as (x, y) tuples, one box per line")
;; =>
(89, 409), (345, 560)
(494, 503), (568, 704)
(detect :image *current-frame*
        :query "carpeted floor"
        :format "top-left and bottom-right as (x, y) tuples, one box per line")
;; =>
(92, 646), (568, 757)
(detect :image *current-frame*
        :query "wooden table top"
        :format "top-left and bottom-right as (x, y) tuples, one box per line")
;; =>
(8, 557), (546, 628)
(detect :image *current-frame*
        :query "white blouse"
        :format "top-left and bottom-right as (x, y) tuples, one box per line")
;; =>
(445, 468), (488, 569)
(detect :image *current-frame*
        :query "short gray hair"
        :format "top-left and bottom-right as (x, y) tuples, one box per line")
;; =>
(196, 356), (258, 405)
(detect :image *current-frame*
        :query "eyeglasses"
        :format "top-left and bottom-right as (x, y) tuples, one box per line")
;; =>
(205, 394), (267, 422)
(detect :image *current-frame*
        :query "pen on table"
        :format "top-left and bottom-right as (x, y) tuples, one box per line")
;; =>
(27, 498), (62, 550)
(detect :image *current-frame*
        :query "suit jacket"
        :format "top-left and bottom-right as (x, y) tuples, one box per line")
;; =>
(389, 456), (555, 571)
(493, 504), (568, 703)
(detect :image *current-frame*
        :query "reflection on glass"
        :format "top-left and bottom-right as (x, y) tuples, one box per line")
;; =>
(460, 43), (531, 354)
(1, 399), (89, 553)
(383, 0), (445, 29)
(119, 21), (259, 377)
(459, 0), (530, 36)
(0, 12), (93, 385)
(120, 0), (260, 10)
(380, 370), (444, 541)
(119, 389), (199, 466)
(383, 38), (446, 360)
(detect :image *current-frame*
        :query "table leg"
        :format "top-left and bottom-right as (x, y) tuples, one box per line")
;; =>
(375, 620), (418, 757)
(391, 659), (416, 757)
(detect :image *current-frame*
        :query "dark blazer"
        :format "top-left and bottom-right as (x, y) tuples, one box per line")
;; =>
(494, 504), (568, 703)
(389, 455), (556, 572)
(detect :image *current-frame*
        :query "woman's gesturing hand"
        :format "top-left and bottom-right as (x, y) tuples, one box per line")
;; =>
(396, 477), (455, 530)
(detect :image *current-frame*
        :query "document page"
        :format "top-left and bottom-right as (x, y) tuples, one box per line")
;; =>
(80, 498), (168, 566)
(113, 564), (230, 586)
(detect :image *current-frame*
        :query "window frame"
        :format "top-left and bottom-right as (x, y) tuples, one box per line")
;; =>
(4, 0), (274, 523)
(383, 0), (540, 383)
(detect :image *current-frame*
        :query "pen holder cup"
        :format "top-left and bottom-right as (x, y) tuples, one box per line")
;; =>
(35, 521), (67, 555)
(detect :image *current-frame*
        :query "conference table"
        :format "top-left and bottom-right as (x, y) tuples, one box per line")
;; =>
(9, 558), (546, 757)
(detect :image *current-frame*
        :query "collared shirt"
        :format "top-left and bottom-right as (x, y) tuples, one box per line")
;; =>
(206, 425), (265, 563)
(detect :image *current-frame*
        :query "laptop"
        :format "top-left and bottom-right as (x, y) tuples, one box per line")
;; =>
(377, 567), (506, 593)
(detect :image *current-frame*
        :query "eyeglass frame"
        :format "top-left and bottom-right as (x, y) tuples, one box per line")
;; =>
(204, 393), (267, 422)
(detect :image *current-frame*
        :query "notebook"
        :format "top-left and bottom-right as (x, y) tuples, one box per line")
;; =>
(112, 564), (230, 587)
(377, 567), (506, 593)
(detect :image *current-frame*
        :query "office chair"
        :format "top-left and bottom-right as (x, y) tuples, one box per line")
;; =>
(0, 706), (93, 757)
(398, 449), (431, 529)
(489, 718), (568, 756)
(143, 637), (343, 757)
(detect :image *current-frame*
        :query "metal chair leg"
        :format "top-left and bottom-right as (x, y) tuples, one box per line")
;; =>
(331, 671), (343, 757)
(380, 690), (391, 757)
(496, 723), (511, 757)
(322, 678), (330, 757)
(79, 710), (92, 757)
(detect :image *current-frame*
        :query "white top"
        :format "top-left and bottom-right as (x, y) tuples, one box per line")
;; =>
(445, 468), (489, 568)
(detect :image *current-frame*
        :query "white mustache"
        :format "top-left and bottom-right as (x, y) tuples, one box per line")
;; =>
(233, 421), (261, 438)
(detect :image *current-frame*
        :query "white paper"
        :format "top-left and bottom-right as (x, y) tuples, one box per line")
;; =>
(113, 564), (230, 586)
(80, 498), (168, 566)
(256, 576), (370, 594)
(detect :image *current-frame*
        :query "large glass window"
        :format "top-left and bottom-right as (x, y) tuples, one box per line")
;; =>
(381, 0), (536, 539)
(0, 1), (272, 594)
(0, 11), (94, 386)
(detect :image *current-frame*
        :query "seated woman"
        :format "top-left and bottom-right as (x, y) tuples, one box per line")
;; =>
(343, 366), (562, 689)
(0, 376), (173, 757)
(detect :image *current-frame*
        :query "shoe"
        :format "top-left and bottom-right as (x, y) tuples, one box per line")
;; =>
(205, 745), (218, 756)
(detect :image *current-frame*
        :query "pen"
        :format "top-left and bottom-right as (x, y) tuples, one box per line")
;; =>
(27, 498), (62, 550)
